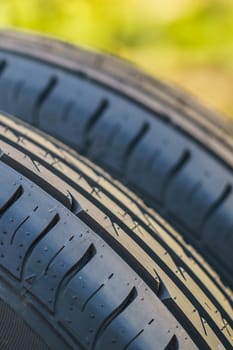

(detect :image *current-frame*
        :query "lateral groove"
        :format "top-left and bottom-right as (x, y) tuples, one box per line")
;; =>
(164, 335), (178, 350)
(85, 98), (109, 149)
(81, 283), (104, 312)
(44, 245), (65, 275)
(161, 149), (191, 201)
(123, 329), (144, 350)
(123, 121), (150, 167)
(10, 215), (30, 244)
(91, 286), (138, 350)
(0, 59), (7, 76)
(33, 76), (58, 126)
(200, 184), (232, 232)
(21, 213), (60, 279)
(0, 185), (23, 216)
(54, 244), (96, 312)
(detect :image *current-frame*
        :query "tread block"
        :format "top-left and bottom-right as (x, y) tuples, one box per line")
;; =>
(126, 124), (187, 201)
(202, 192), (233, 271)
(164, 155), (232, 237)
(37, 74), (107, 149)
(59, 271), (137, 348)
(87, 103), (148, 172)
(0, 56), (54, 123)
(25, 238), (96, 311)
(95, 287), (175, 350)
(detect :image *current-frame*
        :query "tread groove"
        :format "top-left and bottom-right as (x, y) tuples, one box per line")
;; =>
(10, 215), (30, 244)
(44, 245), (65, 275)
(91, 286), (138, 350)
(200, 184), (232, 232)
(85, 98), (109, 149)
(0, 59), (7, 76)
(78, 210), (159, 296)
(164, 335), (178, 350)
(123, 121), (150, 167)
(161, 149), (191, 201)
(78, 211), (226, 348)
(123, 329), (144, 350)
(0, 152), (71, 209)
(68, 191), (82, 215)
(0, 184), (23, 216)
(164, 299), (210, 350)
(81, 283), (104, 312)
(33, 75), (58, 126)
(21, 213), (60, 279)
(55, 243), (96, 312)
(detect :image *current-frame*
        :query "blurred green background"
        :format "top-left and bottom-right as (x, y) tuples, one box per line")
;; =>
(0, 0), (232, 119)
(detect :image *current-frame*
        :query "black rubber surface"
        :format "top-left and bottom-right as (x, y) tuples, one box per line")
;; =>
(0, 113), (232, 349)
(0, 31), (232, 289)
(0, 299), (49, 350)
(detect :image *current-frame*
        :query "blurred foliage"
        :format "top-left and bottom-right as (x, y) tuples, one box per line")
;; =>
(0, 0), (233, 118)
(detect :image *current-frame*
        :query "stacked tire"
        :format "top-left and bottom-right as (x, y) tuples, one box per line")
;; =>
(0, 31), (232, 349)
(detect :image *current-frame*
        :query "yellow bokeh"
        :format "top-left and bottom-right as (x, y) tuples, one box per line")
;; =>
(0, 0), (232, 118)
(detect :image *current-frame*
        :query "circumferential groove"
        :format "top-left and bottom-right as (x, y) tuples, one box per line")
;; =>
(55, 243), (96, 312)
(0, 185), (23, 216)
(200, 184), (232, 232)
(33, 76), (58, 126)
(164, 335), (179, 350)
(91, 286), (138, 350)
(78, 211), (159, 296)
(161, 149), (191, 201)
(1, 153), (72, 210)
(85, 98), (109, 149)
(123, 121), (150, 167)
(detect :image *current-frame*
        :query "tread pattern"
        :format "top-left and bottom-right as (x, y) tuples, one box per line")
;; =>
(0, 132), (196, 350)
(0, 32), (232, 287)
(0, 114), (232, 349)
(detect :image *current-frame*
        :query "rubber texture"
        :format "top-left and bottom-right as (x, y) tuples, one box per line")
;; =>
(0, 113), (232, 349)
(0, 299), (49, 350)
(0, 31), (232, 289)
